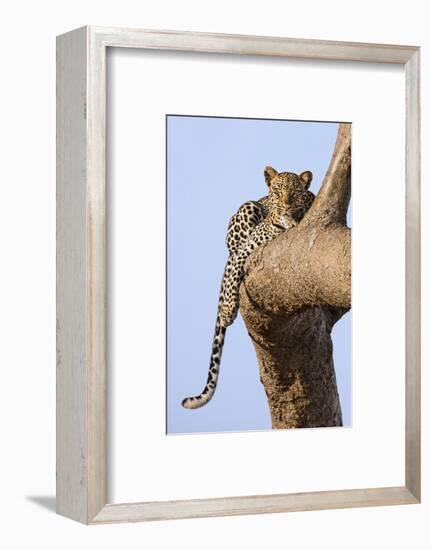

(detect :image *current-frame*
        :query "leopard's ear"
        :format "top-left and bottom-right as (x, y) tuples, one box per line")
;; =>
(299, 171), (313, 190)
(264, 166), (278, 187)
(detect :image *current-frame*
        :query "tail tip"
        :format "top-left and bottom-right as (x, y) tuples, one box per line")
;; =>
(182, 396), (204, 409)
(182, 396), (196, 409)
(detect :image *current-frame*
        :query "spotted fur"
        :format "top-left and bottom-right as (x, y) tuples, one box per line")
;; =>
(182, 167), (315, 409)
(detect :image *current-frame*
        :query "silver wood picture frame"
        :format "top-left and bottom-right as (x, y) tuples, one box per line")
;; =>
(56, 26), (421, 524)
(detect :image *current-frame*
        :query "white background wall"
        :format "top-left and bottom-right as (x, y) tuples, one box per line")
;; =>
(1, 0), (429, 547)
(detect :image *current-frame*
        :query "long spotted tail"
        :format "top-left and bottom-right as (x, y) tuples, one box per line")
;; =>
(181, 316), (227, 409)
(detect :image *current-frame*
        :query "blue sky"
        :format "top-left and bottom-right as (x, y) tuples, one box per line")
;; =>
(167, 115), (351, 434)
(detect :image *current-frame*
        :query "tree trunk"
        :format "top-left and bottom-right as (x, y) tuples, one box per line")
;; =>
(239, 123), (351, 429)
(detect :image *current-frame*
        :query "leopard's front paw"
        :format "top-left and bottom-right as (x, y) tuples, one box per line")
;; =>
(219, 302), (238, 328)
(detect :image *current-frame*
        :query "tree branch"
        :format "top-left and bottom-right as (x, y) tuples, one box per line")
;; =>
(239, 123), (351, 429)
(302, 122), (351, 227)
(242, 224), (350, 315)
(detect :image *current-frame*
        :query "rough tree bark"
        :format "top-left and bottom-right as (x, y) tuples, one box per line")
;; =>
(240, 123), (351, 429)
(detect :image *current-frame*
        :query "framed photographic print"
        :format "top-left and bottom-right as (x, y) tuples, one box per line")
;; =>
(56, 26), (420, 524)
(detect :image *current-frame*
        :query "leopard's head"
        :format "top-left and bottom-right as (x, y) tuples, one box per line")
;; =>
(264, 166), (315, 222)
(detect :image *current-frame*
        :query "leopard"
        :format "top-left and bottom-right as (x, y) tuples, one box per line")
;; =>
(182, 166), (315, 410)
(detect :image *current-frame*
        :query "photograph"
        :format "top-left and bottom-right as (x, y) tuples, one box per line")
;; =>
(166, 115), (352, 434)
